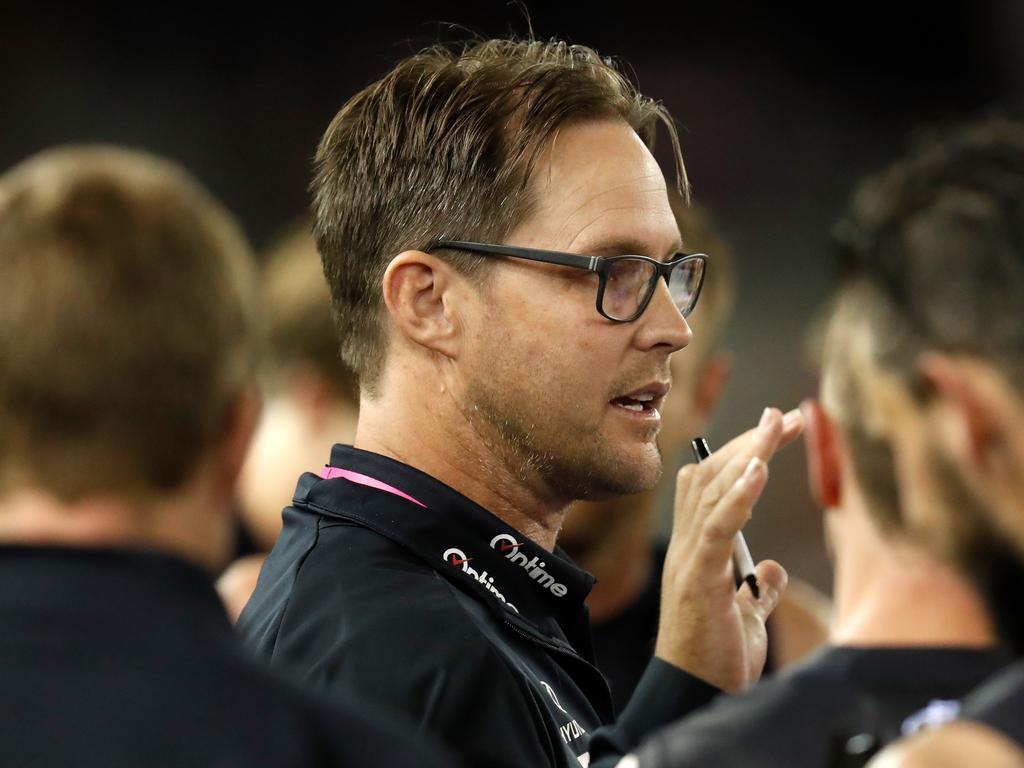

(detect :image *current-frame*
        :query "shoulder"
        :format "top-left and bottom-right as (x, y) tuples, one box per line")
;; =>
(639, 659), (857, 766)
(223, 653), (456, 767)
(271, 517), (526, 688)
(697, 656), (854, 723)
(285, 517), (484, 629)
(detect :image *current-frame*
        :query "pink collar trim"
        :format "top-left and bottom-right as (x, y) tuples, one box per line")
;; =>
(319, 466), (427, 508)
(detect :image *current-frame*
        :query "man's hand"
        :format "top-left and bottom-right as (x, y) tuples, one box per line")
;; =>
(655, 406), (804, 692)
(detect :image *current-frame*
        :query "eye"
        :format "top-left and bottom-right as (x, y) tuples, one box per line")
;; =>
(601, 258), (658, 319)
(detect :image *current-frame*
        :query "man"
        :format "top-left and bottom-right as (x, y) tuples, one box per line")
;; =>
(622, 278), (1006, 766)
(0, 145), (449, 767)
(240, 38), (802, 768)
(829, 120), (1024, 767)
(219, 220), (359, 621)
(561, 199), (830, 714)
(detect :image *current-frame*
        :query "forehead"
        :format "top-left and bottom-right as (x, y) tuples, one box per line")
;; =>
(508, 119), (679, 256)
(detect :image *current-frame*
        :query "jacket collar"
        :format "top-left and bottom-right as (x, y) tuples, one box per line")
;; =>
(296, 444), (596, 638)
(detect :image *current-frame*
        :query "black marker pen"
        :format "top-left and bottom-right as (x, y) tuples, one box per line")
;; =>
(691, 437), (760, 599)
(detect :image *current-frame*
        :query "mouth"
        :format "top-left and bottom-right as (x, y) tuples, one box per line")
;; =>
(609, 381), (669, 420)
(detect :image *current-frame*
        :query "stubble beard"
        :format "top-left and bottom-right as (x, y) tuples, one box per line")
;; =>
(461, 375), (663, 504)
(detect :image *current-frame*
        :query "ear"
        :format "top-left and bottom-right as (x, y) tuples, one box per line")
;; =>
(381, 250), (462, 360)
(800, 398), (841, 509)
(917, 353), (995, 470)
(692, 350), (733, 424)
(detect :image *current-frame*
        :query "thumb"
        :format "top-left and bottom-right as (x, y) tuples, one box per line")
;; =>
(739, 559), (788, 622)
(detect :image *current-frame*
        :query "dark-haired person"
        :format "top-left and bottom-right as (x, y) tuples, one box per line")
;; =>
(628, 117), (1024, 768)
(854, 119), (1024, 768)
(622, 115), (1024, 768)
(623, 283), (1005, 768)
(0, 146), (451, 767)
(239, 39), (802, 768)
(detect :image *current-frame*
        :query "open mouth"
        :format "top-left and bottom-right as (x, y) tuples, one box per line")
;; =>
(609, 382), (668, 417)
(610, 393), (659, 414)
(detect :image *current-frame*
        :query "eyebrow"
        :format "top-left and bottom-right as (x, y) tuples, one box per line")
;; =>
(583, 239), (685, 262)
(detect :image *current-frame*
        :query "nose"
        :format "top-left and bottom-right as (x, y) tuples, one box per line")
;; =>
(633, 277), (692, 353)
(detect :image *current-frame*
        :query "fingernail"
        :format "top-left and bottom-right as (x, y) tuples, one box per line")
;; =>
(758, 408), (771, 428)
(742, 457), (763, 484)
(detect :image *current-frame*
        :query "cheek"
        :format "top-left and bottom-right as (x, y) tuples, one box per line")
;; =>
(472, 276), (623, 403)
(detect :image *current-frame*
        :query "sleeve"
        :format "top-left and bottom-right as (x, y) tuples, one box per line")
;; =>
(588, 657), (721, 768)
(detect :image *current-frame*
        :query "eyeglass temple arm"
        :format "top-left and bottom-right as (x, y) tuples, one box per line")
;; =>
(431, 240), (598, 272)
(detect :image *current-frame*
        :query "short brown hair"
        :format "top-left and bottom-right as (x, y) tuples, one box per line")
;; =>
(261, 219), (358, 402)
(833, 117), (1024, 388)
(0, 146), (260, 501)
(313, 38), (687, 394)
(817, 283), (903, 533)
(817, 117), (1024, 533)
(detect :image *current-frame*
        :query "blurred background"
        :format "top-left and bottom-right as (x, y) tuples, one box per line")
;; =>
(3, 1), (1022, 592)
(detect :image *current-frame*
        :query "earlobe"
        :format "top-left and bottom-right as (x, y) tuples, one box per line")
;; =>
(381, 251), (461, 359)
(800, 398), (841, 509)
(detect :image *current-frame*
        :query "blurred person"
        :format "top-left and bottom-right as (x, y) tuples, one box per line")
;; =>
(827, 120), (1024, 768)
(0, 145), (450, 767)
(621, 120), (1024, 768)
(622, 288), (1005, 768)
(239, 38), (804, 768)
(561, 198), (831, 714)
(218, 221), (359, 621)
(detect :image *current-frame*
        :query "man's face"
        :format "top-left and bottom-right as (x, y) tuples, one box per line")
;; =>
(557, 347), (708, 555)
(452, 119), (692, 503)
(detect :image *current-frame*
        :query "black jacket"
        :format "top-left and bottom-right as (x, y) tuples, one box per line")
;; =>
(0, 545), (449, 767)
(239, 445), (717, 768)
(961, 658), (1024, 748)
(633, 645), (1007, 768)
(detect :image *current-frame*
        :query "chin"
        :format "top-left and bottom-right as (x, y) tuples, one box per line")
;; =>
(591, 444), (663, 498)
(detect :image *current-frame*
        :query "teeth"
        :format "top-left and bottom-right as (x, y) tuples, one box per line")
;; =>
(634, 393), (655, 402)
(621, 403), (644, 411)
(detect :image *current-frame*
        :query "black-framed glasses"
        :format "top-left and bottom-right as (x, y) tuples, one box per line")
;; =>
(428, 240), (707, 323)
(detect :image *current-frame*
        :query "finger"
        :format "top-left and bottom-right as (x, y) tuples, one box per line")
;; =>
(687, 412), (787, 519)
(673, 407), (793, 533)
(732, 408), (790, 466)
(739, 560), (788, 622)
(698, 408), (783, 469)
(674, 411), (774, 516)
(695, 455), (769, 570)
(691, 450), (768, 527)
(778, 407), (805, 447)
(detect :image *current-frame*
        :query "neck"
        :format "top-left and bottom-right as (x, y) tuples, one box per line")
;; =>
(830, 513), (994, 648)
(0, 478), (228, 573)
(566, 494), (657, 623)
(356, 376), (571, 551)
